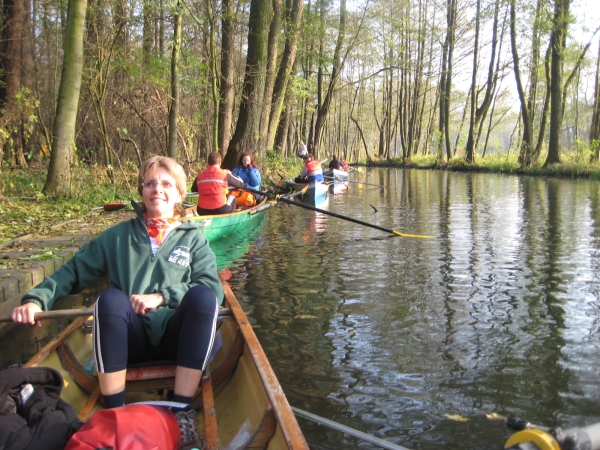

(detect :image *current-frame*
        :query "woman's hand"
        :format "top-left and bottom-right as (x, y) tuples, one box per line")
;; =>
(129, 293), (165, 315)
(12, 303), (43, 327)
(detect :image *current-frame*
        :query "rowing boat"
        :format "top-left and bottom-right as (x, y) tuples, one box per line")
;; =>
(23, 275), (309, 449)
(292, 181), (328, 205)
(182, 197), (275, 242)
(323, 169), (349, 195)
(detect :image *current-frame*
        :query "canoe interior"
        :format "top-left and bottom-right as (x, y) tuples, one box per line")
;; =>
(24, 283), (307, 449)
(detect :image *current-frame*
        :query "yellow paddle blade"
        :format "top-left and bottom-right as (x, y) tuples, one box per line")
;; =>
(392, 230), (436, 239)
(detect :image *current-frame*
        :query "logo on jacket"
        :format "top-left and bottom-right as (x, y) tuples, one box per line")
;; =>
(168, 246), (191, 267)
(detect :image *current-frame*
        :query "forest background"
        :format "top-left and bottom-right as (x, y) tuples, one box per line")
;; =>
(1, 0), (600, 241)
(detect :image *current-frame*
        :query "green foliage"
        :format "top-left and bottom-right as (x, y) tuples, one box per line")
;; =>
(262, 151), (304, 182)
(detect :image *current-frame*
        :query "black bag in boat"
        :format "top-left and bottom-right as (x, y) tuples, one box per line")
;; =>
(0, 366), (82, 450)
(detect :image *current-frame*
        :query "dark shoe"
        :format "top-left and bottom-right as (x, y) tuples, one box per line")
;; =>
(175, 409), (202, 450)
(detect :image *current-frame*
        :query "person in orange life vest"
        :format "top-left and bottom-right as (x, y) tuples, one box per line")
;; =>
(192, 152), (243, 216)
(298, 153), (324, 182)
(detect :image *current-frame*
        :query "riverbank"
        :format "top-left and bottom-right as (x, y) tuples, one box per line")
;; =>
(0, 210), (133, 337)
(366, 153), (600, 179)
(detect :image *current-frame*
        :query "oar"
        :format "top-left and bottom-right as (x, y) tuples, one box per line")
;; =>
(324, 176), (386, 189)
(91, 202), (131, 212)
(246, 188), (434, 239)
(292, 407), (410, 450)
(92, 193), (199, 211)
(0, 307), (95, 322)
(0, 307), (233, 323)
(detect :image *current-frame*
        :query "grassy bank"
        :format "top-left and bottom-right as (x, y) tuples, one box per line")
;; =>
(367, 151), (600, 179)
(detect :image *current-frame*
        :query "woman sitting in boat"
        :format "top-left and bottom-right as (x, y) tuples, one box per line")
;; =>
(192, 151), (244, 216)
(11, 155), (221, 449)
(232, 151), (261, 191)
(298, 153), (324, 183)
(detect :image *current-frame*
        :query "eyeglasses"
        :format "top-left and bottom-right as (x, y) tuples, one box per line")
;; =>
(141, 180), (176, 190)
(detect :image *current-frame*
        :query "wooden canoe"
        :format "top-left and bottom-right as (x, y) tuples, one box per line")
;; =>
(24, 275), (308, 449)
(181, 197), (277, 242)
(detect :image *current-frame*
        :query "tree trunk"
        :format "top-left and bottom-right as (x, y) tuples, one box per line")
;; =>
(437, 0), (456, 163)
(267, 0), (304, 152)
(218, 0), (235, 155)
(511, 0), (534, 166)
(309, 0), (346, 156)
(257, 0), (282, 154)
(167, 2), (182, 160)
(21, 0), (36, 161)
(43, 0), (87, 196)
(591, 40), (600, 161)
(0, 0), (26, 167)
(206, 0), (220, 154)
(223, 0), (273, 169)
(544, 0), (569, 166)
(465, 0), (499, 163)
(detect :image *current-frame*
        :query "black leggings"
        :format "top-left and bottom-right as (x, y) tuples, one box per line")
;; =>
(92, 285), (218, 373)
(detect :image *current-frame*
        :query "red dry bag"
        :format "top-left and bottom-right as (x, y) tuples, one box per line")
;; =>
(65, 404), (180, 450)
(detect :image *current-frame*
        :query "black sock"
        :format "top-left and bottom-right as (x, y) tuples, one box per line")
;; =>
(171, 394), (192, 412)
(103, 391), (125, 408)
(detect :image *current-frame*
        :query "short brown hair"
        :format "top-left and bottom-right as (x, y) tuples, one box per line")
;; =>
(137, 155), (187, 210)
(208, 152), (222, 166)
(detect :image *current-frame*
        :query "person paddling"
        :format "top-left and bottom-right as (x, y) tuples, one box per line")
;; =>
(192, 152), (244, 216)
(298, 153), (324, 182)
(12, 155), (221, 449)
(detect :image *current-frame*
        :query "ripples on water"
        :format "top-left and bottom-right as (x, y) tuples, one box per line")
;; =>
(222, 169), (600, 449)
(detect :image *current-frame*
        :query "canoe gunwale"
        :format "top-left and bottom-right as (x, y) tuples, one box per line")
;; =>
(220, 276), (309, 449)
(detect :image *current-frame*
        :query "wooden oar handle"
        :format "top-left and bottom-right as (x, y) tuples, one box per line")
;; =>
(0, 307), (233, 323)
(0, 308), (95, 323)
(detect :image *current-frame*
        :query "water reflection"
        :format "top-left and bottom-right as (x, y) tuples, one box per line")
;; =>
(228, 169), (600, 449)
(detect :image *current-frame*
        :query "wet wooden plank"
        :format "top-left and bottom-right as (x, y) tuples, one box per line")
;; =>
(202, 369), (220, 450)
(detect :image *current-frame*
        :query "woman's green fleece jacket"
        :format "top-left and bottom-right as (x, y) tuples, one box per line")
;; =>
(21, 204), (224, 346)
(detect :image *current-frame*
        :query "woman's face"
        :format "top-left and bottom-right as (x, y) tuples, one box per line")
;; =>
(141, 166), (182, 219)
(242, 155), (251, 167)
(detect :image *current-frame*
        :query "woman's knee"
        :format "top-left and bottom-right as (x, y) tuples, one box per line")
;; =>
(97, 289), (131, 315)
(182, 285), (217, 313)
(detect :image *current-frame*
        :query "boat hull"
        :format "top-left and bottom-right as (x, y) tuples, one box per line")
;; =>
(183, 198), (270, 241)
(292, 181), (328, 205)
(325, 169), (349, 194)
(24, 276), (308, 449)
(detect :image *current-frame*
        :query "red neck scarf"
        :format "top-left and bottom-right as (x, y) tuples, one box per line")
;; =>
(143, 213), (181, 246)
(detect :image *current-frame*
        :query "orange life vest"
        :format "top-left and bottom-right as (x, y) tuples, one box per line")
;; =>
(196, 166), (229, 210)
(305, 160), (322, 178)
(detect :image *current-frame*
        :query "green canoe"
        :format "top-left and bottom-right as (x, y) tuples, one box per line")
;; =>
(182, 197), (275, 242)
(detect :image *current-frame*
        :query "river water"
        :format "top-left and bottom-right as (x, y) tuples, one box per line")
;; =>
(3, 167), (600, 449)
(213, 168), (600, 449)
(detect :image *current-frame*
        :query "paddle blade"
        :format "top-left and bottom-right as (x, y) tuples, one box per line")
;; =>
(392, 230), (435, 239)
(101, 203), (129, 211)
